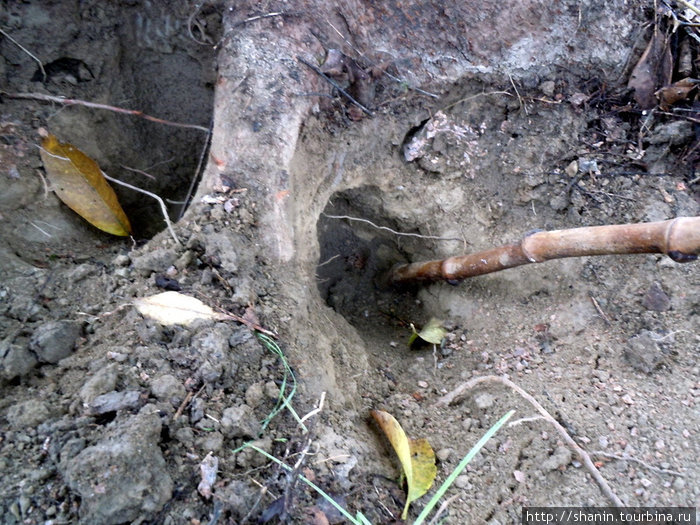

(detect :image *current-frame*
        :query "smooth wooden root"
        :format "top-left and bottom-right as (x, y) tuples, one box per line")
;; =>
(389, 216), (700, 285)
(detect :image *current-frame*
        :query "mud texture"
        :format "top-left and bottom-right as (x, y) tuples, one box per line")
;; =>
(1, 1), (698, 524)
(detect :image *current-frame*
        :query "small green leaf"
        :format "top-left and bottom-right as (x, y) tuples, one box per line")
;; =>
(408, 318), (446, 347)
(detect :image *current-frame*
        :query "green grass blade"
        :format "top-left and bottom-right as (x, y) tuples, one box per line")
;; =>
(413, 409), (515, 525)
(256, 333), (307, 433)
(242, 444), (365, 525)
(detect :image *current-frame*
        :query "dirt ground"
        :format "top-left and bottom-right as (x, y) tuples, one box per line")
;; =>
(1, 1), (698, 524)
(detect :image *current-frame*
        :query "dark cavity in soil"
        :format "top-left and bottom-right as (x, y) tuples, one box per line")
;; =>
(316, 185), (429, 340)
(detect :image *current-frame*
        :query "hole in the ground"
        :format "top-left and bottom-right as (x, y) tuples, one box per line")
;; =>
(316, 186), (430, 340)
(13, 2), (222, 242)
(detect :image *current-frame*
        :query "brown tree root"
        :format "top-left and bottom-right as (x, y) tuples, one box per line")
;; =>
(390, 216), (700, 285)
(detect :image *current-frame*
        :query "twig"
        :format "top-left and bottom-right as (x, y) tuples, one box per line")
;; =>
(324, 19), (439, 99)
(441, 91), (512, 112)
(591, 451), (684, 477)
(2, 91), (209, 132)
(297, 56), (374, 117)
(28, 221), (52, 238)
(427, 494), (459, 525)
(100, 171), (182, 246)
(322, 213), (464, 242)
(242, 11), (287, 25)
(589, 294), (612, 325)
(178, 122), (212, 219)
(435, 375), (626, 507)
(120, 165), (156, 181)
(0, 28), (46, 82)
(675, 0), (700, 17)
(299, 391), (326, 424)
(509, 74), (528, 115)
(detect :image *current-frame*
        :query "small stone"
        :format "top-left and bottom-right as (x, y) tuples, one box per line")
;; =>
(89, 390), (142, 414)
(5, 400), (50, 429)
(131, 247), (178, 276)
(245, 382), (265, 408)
(648, 120), (694, 146)
(150, 374), (186, 406)
(1, 344), (38, 380)
(654, 439), (665, 450)
(539, 80), (556, 97)
(549, 192), (569, 211)
(29, 320), (83, 364)
(625, 331), (665, 373)
(61, 411), (173, 524)
(174, 427), (194, 446)
(462, 418), (475, 431)
(642, 282), (670, 312)
(113, 254), (131, 267)
(672, 477), (685, 490)
(454, 475), (471, 489)
(190, 397), (205, 424)
(621, 394), (634, 405)
(436, 448), (453, 462)
(417, 380), (429, 388)
(220, 405), (261, 438)
(264, 380), (280, 400)
(80, 364), (119, 404)
(235, 437), (272, 468)
(541, 446), (572, 471)
(196, 431), (224, 453)
(473, 392), (495, 410)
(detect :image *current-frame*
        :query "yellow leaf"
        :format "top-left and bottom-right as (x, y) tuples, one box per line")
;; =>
(39, 134), (132, 236)
(371, 409), (437, 520)
(134, 291), (227, 326)
(408, 317), (446, 347)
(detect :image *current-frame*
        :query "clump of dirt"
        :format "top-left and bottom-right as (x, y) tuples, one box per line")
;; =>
(1, 1), (699, 524)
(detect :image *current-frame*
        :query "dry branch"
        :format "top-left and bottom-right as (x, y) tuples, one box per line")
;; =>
(389, 217), (700, 285)
(436, 375), (625, 507)
(2, 91), (209, 132)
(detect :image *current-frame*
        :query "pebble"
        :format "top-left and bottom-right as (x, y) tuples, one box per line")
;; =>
(88, 390), (142, 414)
(541, 446), (572, 471)
(113, 254), (131, 267)
(29, 320), (83, 364)
(473, 392), (495, 410)
(5, 400), (50, 429)
(624, 331), (665, 373)
(61, 410), (173, 523)
(0, 344), (38, 380)
(80, 364), (119, 404)
(264, 380), (280, 400)
(245, 382), (265, 408)
(436, 447), (453, 462)
(220, 405), (261, 438)
(174, 427), (194, 446)
(454, 474), (471, 489)
(642, 282), (670, 312)
(196, 431), (223, 453)
(131, 247), (178, 276)
(150, 374), (186, 406)
(235, 437), (272, 469)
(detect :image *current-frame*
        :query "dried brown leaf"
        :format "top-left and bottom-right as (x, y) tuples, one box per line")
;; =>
(39, 134), (131, 236)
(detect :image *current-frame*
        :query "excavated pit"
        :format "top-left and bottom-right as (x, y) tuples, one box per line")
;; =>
(315, 186), (428, 342)
(0, 2), (219, 251)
